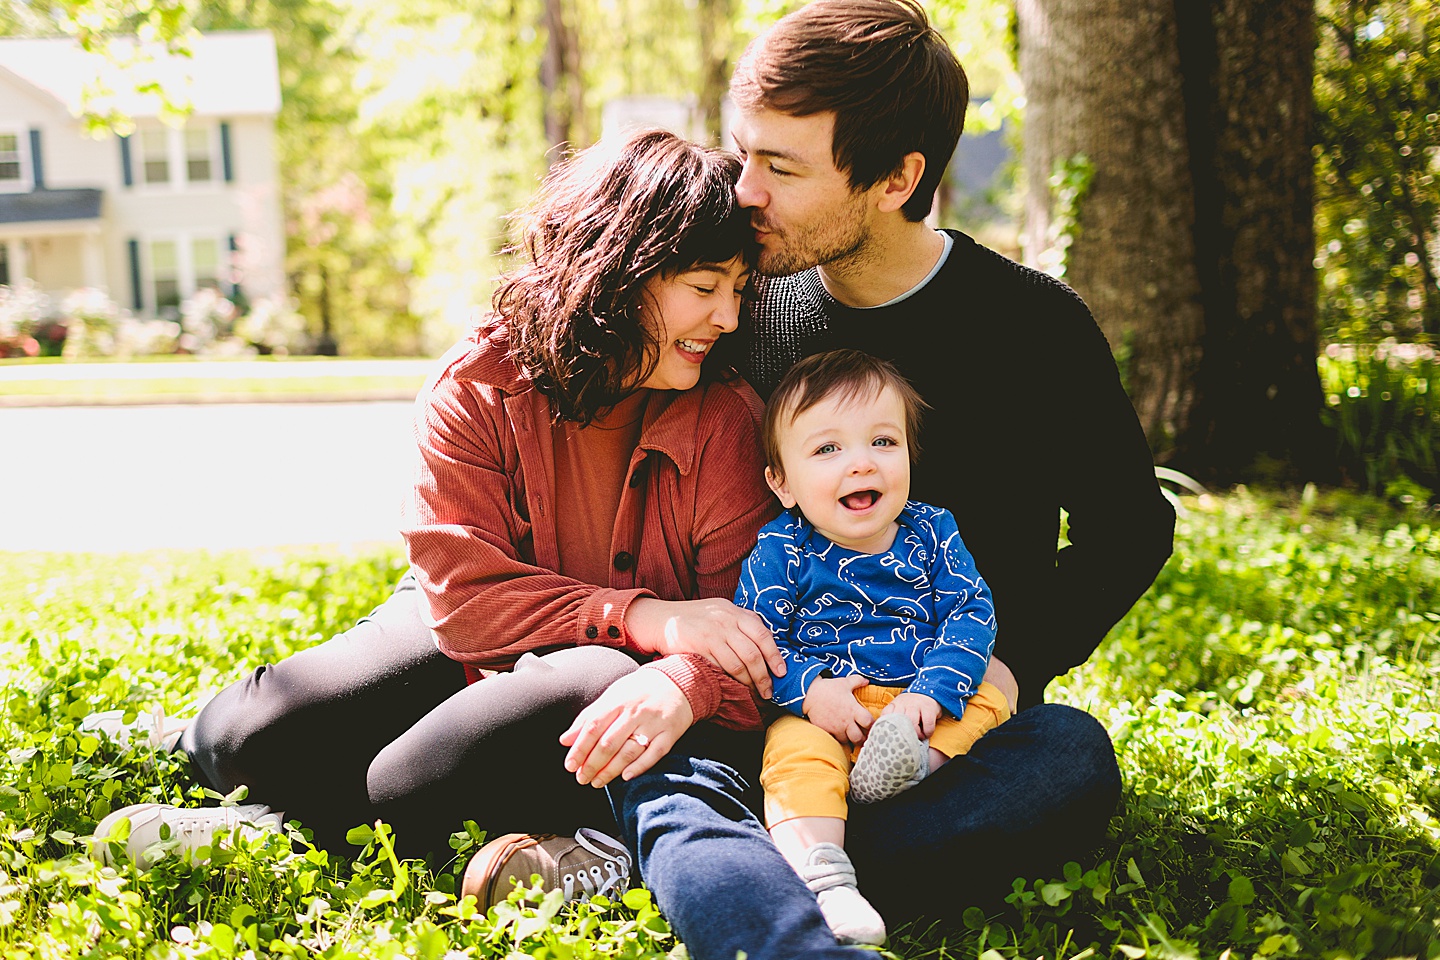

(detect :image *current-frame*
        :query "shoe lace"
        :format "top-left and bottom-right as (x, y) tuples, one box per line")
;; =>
(163, 812), (229, 852)
(559, 828), (632, 901)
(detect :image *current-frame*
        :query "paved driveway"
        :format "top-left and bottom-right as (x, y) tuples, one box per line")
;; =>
(2, 401), (416, 552)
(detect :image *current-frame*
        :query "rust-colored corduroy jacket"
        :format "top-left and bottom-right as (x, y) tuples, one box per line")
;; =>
(402, 321), (778, 729)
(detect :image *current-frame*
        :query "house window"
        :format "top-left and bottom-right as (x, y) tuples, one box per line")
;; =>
(0, 243), (9, 286)
(192, 238), (220, 291)
(148, 234), (228, 315)
(136, 124), (219, 189)
(142, 129), (170, 185)
(151, 240), (182, 313)
(185, 128), (213, 183)
(0, 132), (25, 187)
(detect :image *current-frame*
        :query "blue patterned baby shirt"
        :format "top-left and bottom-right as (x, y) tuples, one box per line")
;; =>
(735, 501), (997, 719)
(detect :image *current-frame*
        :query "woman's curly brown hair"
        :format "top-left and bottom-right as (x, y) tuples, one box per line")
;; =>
(496, 129), (757, 424)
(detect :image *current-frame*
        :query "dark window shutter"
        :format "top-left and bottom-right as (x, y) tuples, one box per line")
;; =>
(227, 234), (242, 300)
(128, 239), (143, 311)
(120, 135), (133, 187)
(220, 122), (233, 182)
(28, 129), (44, 189)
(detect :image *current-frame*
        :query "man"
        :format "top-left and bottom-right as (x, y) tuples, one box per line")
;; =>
(606, 2), (1176, 958)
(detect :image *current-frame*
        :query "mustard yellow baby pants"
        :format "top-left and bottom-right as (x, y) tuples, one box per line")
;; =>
(761, 680), (1012, 827)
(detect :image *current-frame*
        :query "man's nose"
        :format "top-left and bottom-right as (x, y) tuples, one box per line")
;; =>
(735, 160), (765, 209)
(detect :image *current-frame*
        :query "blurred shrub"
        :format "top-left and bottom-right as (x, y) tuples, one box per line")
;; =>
(59, 288), (120, 359)
(0, 281), (48, 357)
(0, 286), (317, 360)
(1320, 340), (1439, 500)
(178, 288), (239, 354)
(1314, 0), (1440, 343)
(116, 318), (182, 357)
(235, 297), (311, 355)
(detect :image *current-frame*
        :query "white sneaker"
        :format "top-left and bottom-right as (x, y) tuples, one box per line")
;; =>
(799, 842), (886, 946)
(89, 803), (284, 869)
(849, 713), (930, 804)
(80, 706), (194, 753)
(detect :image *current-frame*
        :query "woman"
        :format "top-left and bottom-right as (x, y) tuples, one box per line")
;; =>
(88, 130), (784, 886)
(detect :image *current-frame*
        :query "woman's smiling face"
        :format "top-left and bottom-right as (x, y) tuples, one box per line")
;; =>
(636, 256), (751, 392)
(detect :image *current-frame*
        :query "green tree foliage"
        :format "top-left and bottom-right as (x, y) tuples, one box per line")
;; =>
(194, 0), (423, 355)
(1315, 0), (1440, 343)
(8, 0), (1016, 354)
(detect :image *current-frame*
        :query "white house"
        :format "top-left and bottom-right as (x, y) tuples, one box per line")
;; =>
(0, 31), (284, 318)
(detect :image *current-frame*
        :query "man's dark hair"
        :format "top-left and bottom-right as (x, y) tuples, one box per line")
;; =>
(763, 349), (928, 479)
(497, 130), (756, 424)
(730, 0), (968, 222)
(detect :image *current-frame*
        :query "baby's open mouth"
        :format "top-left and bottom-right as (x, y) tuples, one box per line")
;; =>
(840, 490), (880, 510)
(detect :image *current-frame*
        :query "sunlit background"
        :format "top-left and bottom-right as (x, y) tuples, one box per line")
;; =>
(1, 0), (1437, 550)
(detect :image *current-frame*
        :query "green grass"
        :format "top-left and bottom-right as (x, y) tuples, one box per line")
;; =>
(0, 375), (426, 404)
(0, 489), (1437, 958)
(0, 357), (429, 404)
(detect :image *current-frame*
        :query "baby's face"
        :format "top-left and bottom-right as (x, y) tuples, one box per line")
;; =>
(766, 384), (911, 554)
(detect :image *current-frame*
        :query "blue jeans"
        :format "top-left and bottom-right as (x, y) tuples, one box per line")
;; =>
(608, 703), (1120, 960)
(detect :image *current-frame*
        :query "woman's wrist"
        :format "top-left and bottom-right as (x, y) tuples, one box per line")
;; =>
(640, 655), (718, 724)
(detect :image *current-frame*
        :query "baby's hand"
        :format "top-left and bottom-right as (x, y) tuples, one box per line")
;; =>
(802, 675), (874, 747)
(882, 692), (942, 740)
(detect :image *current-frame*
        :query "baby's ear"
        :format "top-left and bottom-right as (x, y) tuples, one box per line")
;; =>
(764, 466), (797, 509)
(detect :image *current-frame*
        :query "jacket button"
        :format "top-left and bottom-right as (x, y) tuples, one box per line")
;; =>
(585, 625), (599, 639)
(628, 462), (647, 487)
(613, 551), (635, 571)
(607, 625), (621, 639)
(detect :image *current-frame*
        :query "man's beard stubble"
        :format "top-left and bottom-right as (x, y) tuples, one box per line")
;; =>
(754, 192), (875, 278)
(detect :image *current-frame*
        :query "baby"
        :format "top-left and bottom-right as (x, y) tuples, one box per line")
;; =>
(735, 349), (1011, 945)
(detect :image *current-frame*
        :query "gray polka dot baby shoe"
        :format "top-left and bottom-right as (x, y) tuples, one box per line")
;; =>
(849, 713), (930, 804)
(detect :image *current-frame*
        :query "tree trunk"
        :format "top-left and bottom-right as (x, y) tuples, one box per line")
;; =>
(541, 0), (584, 151)
(1018, 0), (1332, 483)
(695, 0), (734, 145)
(1018, 0), (1204, 451)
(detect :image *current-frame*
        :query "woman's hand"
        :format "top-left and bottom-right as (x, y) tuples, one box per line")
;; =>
(559, 668), (695, 788)
(802, 675), (874, 747)
(880, 691), (942, 739)
(624, 597), (786, 698)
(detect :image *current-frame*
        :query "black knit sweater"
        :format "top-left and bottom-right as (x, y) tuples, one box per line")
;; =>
(745, 230), (1176, 705)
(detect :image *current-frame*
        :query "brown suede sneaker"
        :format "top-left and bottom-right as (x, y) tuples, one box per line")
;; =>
(461, 827), (633, 913)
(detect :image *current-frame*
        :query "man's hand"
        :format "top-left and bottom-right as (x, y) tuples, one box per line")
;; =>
(624, 597), (786, 698)
(881, 691), (943, 739)
(801, 675), (874, 747)
(560, 668), (694, 788)
(984, 656), (1020, 714)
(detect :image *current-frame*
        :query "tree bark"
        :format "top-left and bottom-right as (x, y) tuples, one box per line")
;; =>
(695, 0), (734, 145)
(541, 0), (584, 151)
(1017, 0), (1332, 483)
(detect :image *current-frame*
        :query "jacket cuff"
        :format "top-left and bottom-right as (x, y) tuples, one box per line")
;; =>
(641, 654), (722, 723)
(576, 588), (654, 648)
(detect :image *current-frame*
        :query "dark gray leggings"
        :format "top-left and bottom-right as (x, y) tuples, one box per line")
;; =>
(180, 573), (641, 858)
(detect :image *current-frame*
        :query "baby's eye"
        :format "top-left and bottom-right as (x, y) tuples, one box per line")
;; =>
(873, 437), (899, 447)
(814, 442), (838, 455)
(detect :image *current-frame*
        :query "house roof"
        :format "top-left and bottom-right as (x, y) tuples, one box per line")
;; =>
(0, 31), (280, 119)
(0, 189), (103, 224)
